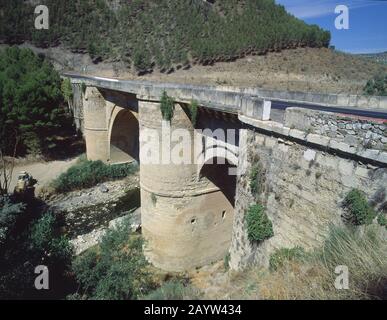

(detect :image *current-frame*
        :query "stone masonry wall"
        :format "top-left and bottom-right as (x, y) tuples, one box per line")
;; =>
(230, 123), (387, 271)
(285, 108), (387, 152)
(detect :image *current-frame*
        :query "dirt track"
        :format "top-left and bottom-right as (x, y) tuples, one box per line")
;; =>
(9, 158), (78, 194)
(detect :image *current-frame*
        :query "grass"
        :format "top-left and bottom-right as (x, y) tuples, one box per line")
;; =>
(229, 224), (387, 300)
(51, 156), (138, 193)
(143, 280), (201, 300)
(269, 247), (305, 271)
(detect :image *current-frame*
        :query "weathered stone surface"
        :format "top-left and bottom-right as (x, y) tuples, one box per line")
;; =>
(303, 149), (316, 161)
(307, 134), (330, 147)
(230, 128), (386, 271)
(289, 129), (306, 140)
(338, 160), (354, 176)
(329, 140), (356, 154)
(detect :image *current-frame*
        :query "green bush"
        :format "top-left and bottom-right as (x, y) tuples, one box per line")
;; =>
(72, 218), (155, 300)
(0, 202), (73, 299)
(249, 162), (266, 197)
(0, 196), (25, 246)
(143, 280), (200, 300)
(342, 189), (376, 226)
(51, 158), (138, 193)
(246, 204), (274, 242)
(29, 212), (73, 262)
(0, 47), (70, 155)
(160, 91), (175, 121)
(363, 74), (387, 96)
(61, 78), (73, 105)
(269, 247), (305, 271)
(377, 213), (386, 229)
(189, 100), (199, 126)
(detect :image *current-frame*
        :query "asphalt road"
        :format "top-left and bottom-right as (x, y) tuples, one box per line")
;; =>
(271, 100), (387, 120)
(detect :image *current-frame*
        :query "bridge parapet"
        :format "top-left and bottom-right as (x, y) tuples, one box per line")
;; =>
(240, 107), (387, 166)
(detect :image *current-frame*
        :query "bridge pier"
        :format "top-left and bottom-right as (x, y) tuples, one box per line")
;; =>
(138, 99), (236, 271)
(83, 87), (110, 162)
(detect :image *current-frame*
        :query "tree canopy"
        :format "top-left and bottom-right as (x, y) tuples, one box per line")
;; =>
(0, 0), (331, 73)
(0, 47), (66, 155)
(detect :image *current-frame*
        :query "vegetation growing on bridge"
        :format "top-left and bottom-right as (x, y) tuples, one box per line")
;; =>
(0, 0), (330, 74)
(246, 204), (274, 243)
(249, 161), (266, 199)
(342, 189), (377, 226)
(188, 100), (199, 127)
(160, 91), (175, 122)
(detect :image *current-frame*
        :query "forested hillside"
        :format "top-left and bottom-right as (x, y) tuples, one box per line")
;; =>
(0, 0), (330, 74)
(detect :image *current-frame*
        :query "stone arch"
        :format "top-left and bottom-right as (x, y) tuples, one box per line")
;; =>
(108, 107), (139, 164)
(199, 157), (237, 207)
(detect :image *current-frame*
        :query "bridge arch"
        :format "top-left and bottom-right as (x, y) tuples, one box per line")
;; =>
(108, 107), (139, 164)
(199, 156), (237, 209)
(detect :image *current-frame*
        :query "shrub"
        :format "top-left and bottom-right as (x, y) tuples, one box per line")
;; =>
(269, 247), (305, 271)
(72, 218), (155, 300)
(342, 189), (376, 225)
(160, 91), (175, 121)
(363, 74), (387, 96)
(61, 78), (73, 105)
(189, 100), (199, 126)
(29, 212), (73, 260)
(51, 158), (138, 193)
(0, 205), (73, 299)
(0, 196), (25, 246)
(246, 204), (274, 242)
(377, 213), (386, 229)
(249, 162), (265, 198)
(143, 280), (201, 300)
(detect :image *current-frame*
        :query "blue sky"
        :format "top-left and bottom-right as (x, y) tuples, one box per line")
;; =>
(275, 0), (387, 53)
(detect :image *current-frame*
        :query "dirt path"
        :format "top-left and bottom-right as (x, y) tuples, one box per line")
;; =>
(9, 157), (79, 194)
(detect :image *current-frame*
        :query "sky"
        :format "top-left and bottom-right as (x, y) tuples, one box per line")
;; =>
(275, 0), (387, 54)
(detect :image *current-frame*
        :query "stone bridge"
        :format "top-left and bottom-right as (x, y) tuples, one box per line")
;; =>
(68, 75), (387, 272)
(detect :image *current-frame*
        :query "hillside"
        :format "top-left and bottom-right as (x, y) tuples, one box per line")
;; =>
(358, 52), (387, 65)
(0, 0), (330, 74)
(136, 47), (387, 94)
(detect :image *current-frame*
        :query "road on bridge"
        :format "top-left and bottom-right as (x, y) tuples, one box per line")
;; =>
(65, 73), (387, 121)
